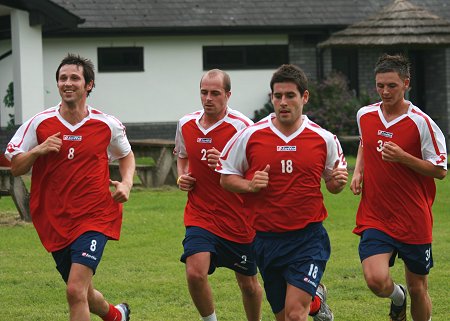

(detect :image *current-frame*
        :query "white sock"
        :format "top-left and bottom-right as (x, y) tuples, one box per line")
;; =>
(201, 311), (217, 321)
(389, 283), (405, 306)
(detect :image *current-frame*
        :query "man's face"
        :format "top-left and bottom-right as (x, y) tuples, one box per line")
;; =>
(272, 81), (309, 127)
(375, 71), (409, 109)
(57, 64), (93, 105)
(200, 75), (230, 117)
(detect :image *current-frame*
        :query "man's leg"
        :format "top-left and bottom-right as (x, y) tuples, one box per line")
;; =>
(67, 263), (128, 321)
(282, 284), (313, 321)
(362, 253), (396, 297)
(186, 252), (216, 319)
(405, 267), (431, 321)
(362, 253), (406, 321)
(235, 272), (263, 321)
(66, 263), (98, 321)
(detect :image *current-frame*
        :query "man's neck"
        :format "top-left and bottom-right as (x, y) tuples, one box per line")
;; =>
(200, 108), (227, 129)
(381, 100), (409, 122)
(272, 115), (303, 137)
(60, 101), (89, 125)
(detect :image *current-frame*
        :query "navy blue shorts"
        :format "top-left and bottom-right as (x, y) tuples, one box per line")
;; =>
(253, 222), (330, 314)
(359, 228), (433, 275)
(52, 231), (108, 283)
(180, 226), (257, 276)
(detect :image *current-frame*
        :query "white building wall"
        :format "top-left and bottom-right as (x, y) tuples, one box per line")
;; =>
(11, 9), (44, 124)
(0, 40), (13, 127)
(39, 34), (287, 123)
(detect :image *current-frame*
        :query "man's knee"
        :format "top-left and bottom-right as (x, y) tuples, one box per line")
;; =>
(407, 282), (428, 300)
(66, 282), (87, 305)
(364, 273), (391, 296)
(186, 265), (209, 285)
(285, 304), (309, 321)
(236, 275), (261, 296)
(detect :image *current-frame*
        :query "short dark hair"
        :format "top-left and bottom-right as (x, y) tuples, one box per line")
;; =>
(201, 69), (231, 92)
(270, 64), (308, 95)
(374, 53), (410, 80)
(55, 53), (96, 96)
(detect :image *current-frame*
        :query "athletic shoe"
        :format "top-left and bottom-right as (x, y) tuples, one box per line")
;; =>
(313, 283), (334, 321)
(389, 285), (407, 321)
(115, 303), (131, 321)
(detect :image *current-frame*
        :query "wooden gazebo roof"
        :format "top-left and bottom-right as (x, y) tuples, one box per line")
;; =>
(319, 0), (450, 47)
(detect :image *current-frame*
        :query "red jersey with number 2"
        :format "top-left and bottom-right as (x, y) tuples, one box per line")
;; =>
(174, 108), (254, 243)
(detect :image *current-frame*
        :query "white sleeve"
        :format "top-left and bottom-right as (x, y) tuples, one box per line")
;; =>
(108, 117), (132, 162)
(420, 118), (447, 169)
(174, 120), (187, 158)
(322, 134), (347, 180)
(217, 128), (250, 176)
(4, 119), (39, 160)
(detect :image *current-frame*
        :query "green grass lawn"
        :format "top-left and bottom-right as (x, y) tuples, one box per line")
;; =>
(0, 176), (448, 320)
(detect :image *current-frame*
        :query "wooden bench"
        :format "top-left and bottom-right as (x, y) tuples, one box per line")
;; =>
(128, 139), (177, 187)
(0, 167), (31, 222)
(109, 163), (157, 188)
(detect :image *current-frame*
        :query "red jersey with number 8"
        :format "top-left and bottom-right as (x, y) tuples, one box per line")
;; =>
(5, 105), (131, 252)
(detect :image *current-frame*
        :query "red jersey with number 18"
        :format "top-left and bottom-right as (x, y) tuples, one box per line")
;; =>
(217, 114), (346, 233)
(5, 105), (131, 252)
(353, 102), (447, 244)
(174, 107), (254, 243)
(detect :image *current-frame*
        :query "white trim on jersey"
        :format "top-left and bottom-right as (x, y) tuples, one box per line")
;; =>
(357, 101), (447, 170)
(219, 113), (346, 178)
(174, 106), (253, 159)
(5, 104), (131, 162)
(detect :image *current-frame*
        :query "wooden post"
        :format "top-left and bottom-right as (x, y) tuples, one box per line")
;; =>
(9, 175), (31, 222)
(0, 167), (31, 222)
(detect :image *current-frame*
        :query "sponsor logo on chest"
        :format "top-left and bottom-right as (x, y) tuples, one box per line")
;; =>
(377, 130), (393, 138)
(277, 145), (297, 151)
(63, 135), (82, 141)
(197, 138), (212, 144)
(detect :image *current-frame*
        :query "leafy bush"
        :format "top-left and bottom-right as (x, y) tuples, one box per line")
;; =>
(252, 93), (274, 122)
(252, 72), (376, 136)
(2, 82), (15, 129)
(306, 72), (375, 135)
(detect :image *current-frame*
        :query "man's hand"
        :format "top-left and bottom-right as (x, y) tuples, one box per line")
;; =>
(248, 165), (270, 192)
(326, 160), (348, 194)
(177, 173), (196, 191)
(110, 180), (132, 203)
(206, 147), (221, 170)
(331, 160), (348, 187)
(350, 171), (363, 195)
(34, 132), (62, 156)
(381, 141), (406, 163)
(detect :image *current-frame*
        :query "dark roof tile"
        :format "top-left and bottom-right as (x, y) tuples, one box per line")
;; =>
(48, 0), (450, 32)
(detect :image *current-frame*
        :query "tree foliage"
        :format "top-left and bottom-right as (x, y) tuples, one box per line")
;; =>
(2, 82), (15, 129)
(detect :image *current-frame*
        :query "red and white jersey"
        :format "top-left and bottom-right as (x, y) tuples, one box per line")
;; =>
(217, 114), (346, 233)
(353, 102), (447, 244)
(174, 107), (255, 243)
(5, 105), (131, 252)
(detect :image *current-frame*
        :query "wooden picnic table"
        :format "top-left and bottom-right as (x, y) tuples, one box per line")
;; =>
(110, 139), (177, 188)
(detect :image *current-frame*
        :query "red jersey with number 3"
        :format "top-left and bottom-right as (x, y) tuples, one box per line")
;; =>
(5, 105), (131, 252)
(353, 102), (447, 244)
(217, 114), (346, 232)
(174, 108), (254, 243)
